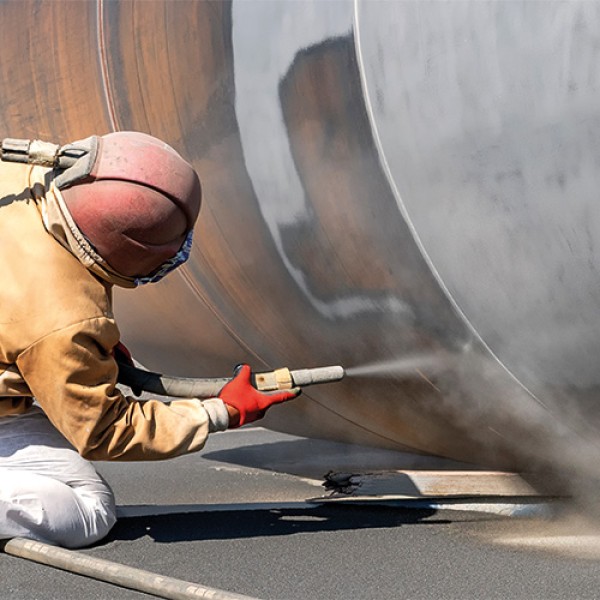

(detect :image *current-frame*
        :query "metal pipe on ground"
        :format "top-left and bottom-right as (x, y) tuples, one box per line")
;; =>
(0, 537), (260, 600)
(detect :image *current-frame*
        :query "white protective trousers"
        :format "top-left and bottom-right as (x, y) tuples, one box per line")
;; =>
(0, 408), (116, 548)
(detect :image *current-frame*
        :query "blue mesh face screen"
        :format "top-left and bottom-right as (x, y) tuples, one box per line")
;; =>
(134, 230), (194, 286)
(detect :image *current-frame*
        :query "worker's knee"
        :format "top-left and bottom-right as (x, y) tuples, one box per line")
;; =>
(0, 409), (117, 547)
(0, 469), (116, 548)
(69, 475), (117, 548)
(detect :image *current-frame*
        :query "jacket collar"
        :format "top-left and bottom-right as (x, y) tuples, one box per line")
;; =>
(28, 166), (137, 289)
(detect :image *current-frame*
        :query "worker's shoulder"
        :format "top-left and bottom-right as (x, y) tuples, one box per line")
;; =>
(0, 197), (113, 351)
(0, 161), (32, 200)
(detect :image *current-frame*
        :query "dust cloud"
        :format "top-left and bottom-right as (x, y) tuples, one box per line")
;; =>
(347, 349), (600, 523)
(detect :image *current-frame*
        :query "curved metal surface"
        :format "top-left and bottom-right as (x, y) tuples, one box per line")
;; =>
(3, 0), (600, 476)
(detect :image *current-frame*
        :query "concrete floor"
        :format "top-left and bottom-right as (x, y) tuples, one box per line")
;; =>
(3, 427), (600, 600)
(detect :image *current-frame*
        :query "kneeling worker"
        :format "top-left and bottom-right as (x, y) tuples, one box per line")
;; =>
(0, 132), (300, 548)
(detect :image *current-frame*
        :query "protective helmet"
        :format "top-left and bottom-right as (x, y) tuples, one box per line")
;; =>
(56, 131), (201, 279)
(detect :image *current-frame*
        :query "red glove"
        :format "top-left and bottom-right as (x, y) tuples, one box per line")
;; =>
(219, 364), (301, 428)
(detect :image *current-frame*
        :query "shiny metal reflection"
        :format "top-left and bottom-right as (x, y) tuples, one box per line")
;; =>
(2, 0), (600, 481)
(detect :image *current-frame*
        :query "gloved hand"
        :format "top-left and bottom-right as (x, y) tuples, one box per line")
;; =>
(219, 364), (301, 428)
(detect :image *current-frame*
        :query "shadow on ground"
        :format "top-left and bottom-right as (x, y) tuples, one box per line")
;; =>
(105, 505), (445, 544)
(202, 437), (475, 479)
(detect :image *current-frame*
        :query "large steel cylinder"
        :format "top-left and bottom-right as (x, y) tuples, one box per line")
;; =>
(3, 1), (600, 478)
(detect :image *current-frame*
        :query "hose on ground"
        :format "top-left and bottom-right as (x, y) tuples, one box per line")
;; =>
(1, 537), (260, 600)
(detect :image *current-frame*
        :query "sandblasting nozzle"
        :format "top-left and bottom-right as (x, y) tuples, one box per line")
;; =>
(252, 365), (345, 391)
(290, 365), (345, 387)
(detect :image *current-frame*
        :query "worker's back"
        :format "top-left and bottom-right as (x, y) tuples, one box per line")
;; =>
(0, 162), (113, 416)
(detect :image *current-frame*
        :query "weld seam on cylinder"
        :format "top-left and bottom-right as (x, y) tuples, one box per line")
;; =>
(1, 537), (260, 600)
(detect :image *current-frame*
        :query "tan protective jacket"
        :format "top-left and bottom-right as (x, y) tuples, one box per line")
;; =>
(0, 161), (228, 460)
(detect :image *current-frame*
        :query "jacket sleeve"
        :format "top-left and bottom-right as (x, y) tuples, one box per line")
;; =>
(16, 316), (229, 461)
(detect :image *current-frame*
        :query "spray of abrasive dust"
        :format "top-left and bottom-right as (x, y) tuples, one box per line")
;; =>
(347, 350), (600, 559)
(345, 353), (448, 379)
(487, 512), (600, 561)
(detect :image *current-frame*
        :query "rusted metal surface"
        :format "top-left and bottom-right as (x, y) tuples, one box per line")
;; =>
(3, 1), (600, 476)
